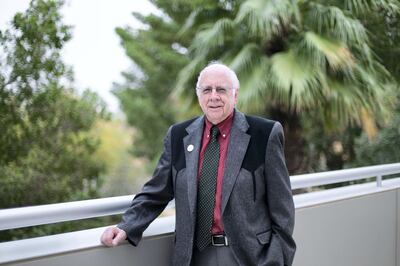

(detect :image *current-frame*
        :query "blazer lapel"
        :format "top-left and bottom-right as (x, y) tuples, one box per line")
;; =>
(221, 110), (250, 215)
(183, 116), (204, 217)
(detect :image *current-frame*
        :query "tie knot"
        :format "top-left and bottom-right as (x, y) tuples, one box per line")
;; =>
(210, 126), (219, 140)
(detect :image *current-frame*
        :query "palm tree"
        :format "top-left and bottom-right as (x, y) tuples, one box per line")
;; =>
(175, 0), (398, 174)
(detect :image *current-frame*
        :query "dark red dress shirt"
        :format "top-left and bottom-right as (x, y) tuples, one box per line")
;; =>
(197, 111), (234, 234)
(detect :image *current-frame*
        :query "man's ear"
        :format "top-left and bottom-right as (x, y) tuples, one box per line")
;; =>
(234, 89), (238, 103)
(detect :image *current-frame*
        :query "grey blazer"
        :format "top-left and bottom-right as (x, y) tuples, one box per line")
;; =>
(118, 110), (296, 266)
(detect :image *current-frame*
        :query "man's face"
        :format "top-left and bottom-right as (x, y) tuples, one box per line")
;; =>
(197, 67), (238, 125)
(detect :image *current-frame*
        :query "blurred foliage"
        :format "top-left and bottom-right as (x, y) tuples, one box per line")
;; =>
(0, 0), (109, 241)
(362, 1), (400, 84)
(93, 119), (150, 196)
(112, 10), (185, 165)
(351, 97), (400, 167)
(301, 110), (361, 173)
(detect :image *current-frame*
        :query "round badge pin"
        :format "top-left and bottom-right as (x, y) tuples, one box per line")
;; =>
(187, 144), (194, 152)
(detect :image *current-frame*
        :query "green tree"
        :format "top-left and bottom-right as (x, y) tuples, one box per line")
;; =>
(0, 0), (108, 241)
(113, 2), (190, 165)
(93, 119), (150, 196)
(364, 1), (400, 84)
(351, 96), (400, 167)
(175, 0), (399, 174)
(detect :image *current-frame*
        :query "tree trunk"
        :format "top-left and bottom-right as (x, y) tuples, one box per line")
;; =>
(268, 108), (308, 175)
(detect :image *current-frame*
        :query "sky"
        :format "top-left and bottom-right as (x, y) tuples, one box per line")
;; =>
(0, 0), (161, 114)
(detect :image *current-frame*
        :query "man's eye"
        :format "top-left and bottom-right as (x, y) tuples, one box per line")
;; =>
(203, 88), (212, 94)
(216, 88), (227, 94)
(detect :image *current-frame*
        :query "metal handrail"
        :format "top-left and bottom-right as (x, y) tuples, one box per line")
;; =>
(291, 163), (400, 189)
(1, 163), (399, 231)
(0, 195), (133, 231)
(0, 195), (176, 231)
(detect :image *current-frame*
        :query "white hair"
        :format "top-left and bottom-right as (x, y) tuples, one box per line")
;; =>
(196, 61), (240, 93)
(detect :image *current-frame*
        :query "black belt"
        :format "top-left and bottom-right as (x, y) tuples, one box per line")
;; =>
(211, 234), (229, 246)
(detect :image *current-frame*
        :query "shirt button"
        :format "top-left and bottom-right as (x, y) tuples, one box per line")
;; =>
(222, 134), (226, 138)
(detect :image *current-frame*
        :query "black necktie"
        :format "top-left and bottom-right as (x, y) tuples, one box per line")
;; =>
(196, 126), (220, 251)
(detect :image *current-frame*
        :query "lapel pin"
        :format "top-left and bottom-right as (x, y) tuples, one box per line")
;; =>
(187, 144), (194, 152)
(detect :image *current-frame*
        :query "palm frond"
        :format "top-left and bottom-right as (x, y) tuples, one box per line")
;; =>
(322, 63), (393, 128)
(344, 0), (372, 14)
(171, 55), (207, 115)
(322, 80), (358, 127)
(345, 0), (400, 15)
(301, 31), (355, 71)
(352, 42), (374, 65)
(191, 18), (235, 56)
(269, 49), (323, 111)
(228, 43), (263, 74)
(363, 58), (393, 83)
(174, 56), (206, 97)
(236, 58), (271, 112)
(307, 3), (368, 45)
(235, 0), (293, 39)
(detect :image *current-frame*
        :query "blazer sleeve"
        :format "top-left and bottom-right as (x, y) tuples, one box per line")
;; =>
(117, 126), (174, 246)
(264, 122), (296, 265)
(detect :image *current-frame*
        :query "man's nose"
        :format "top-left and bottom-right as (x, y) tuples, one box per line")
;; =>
(210, 89), (221, 98)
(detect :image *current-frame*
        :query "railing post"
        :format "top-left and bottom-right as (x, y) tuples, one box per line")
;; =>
(376, 175), (382, 187)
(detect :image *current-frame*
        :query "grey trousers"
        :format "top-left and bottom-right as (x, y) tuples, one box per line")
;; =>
(192, 245), (240, 266)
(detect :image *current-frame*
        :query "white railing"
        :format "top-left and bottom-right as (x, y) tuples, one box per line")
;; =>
(291, 163), (400, 189)
(0, 195), (132, 231)
(0, 196), (175, 231)
(0, 163), (399, 232)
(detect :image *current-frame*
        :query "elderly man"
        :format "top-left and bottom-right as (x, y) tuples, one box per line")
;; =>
(101, 62), (296, 265)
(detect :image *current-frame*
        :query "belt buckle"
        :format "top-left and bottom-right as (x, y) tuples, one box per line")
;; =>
(211, 234), (228, 246)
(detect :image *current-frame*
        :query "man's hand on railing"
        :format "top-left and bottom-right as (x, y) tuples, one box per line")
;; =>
(100, 227), (127, 247)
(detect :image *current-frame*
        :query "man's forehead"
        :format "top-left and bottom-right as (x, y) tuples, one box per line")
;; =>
(199, 67), (232, 85)
(201, 64), (231, 75)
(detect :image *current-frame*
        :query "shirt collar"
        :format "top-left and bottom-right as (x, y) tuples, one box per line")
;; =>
(204, 111), (235, 139)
